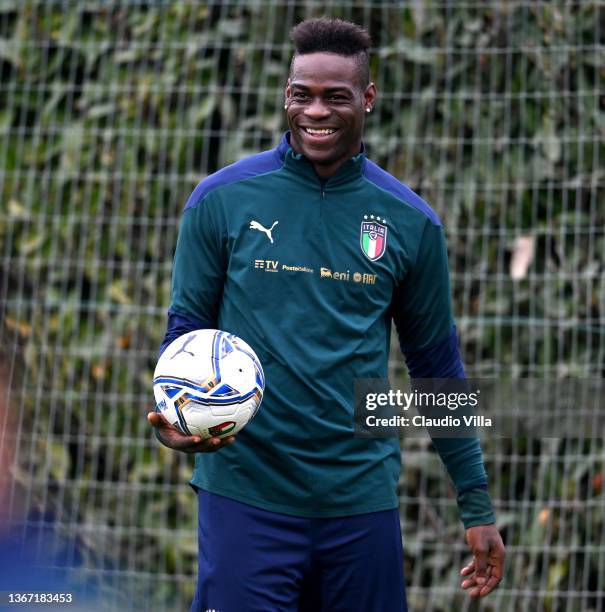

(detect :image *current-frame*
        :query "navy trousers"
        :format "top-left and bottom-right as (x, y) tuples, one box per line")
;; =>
(191, 489), (408, 612)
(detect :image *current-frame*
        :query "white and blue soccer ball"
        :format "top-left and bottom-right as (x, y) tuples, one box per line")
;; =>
(153, 329), (265, 439)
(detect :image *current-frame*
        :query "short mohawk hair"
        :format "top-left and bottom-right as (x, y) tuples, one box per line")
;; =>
(290, 18), (372, 86)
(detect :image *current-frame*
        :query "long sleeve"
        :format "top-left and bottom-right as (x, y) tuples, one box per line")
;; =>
(160, 195), (227, 355)
(392, 219), (495, 528)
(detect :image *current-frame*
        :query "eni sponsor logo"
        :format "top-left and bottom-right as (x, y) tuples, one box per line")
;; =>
(320, 268), (377, 285)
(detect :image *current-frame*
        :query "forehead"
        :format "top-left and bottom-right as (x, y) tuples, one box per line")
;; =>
(290, 52), (362, 90)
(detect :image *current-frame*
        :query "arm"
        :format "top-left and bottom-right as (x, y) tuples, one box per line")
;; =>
(392, 219), (505, 597)
(403, 329), (495, 527)
(149, 196), (235, 453)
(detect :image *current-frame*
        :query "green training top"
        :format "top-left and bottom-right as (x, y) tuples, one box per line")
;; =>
(167, 132), (493, 524)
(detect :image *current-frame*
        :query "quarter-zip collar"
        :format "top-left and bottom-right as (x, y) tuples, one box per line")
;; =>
(276, 131), (366, 188)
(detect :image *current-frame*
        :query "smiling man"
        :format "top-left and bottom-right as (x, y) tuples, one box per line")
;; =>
(149, 17), (505, 612)
(286, 51), (375, 178)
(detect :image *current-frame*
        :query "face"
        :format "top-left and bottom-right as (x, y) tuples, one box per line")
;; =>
(284, 52), (376, 178)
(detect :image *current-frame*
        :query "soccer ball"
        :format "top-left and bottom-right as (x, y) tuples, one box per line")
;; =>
(153, 329), (265, 439)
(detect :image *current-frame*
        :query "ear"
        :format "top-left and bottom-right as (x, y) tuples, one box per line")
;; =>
(363, 82), (377, 111)
(284, 78), (292, 104)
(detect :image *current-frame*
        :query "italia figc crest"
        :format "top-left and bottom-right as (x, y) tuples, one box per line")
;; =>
(360, 215), (387, 261)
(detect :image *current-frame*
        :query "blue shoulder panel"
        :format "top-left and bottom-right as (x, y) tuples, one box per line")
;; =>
(184, 137), (289, 211)
(362, 159), (441, 226)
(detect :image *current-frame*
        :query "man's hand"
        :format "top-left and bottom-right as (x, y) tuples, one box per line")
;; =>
(147, 412), (236, 454)
(460, 524), (505, 598)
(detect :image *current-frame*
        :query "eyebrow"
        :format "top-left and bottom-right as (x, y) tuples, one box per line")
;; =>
(290, 83), (354, 95)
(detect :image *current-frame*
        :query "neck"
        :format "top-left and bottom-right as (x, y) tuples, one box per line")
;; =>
(312, 159), (347, 180)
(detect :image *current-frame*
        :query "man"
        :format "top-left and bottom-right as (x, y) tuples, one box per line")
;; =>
(148, 18), (505, 612)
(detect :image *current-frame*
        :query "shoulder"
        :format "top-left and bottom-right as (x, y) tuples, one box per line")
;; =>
(361, 159), (441, 226)
(184, 147), (284, 211)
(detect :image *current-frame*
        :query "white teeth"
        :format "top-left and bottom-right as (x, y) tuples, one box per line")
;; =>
(304, 128), (335, 135)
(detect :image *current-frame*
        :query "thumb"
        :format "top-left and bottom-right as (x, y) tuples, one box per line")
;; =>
(147, 411), (165, 428)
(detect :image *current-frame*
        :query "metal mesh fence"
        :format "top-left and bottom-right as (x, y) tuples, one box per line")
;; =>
(1, 1), (604, 610)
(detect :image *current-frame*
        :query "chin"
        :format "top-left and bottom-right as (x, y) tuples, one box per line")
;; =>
(300, 141), (343, 162)
(302, 147), (335, 162)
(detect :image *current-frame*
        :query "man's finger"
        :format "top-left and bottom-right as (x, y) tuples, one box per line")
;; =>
(147, 411), (174, 431)
(147, 412), (238, 453)
(490, 544), (506, 574)
(147, 411), (166, 429)
(195, 437), (223, 451)
(147, 412), (200, 442)
(461, 567), (489, 587)
(473, 547), (489, 585)
(174, 435), (237, 454)
(478, 548), (504, 595)
(147, 412), (202, 448)
(478, 574), (502, 597)
(460, 560), (475, 576)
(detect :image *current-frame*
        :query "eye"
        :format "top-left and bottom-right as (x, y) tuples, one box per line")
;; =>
(292, 92), (308, 100)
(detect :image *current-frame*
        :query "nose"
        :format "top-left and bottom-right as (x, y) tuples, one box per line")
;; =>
(304, 97), (331, 120)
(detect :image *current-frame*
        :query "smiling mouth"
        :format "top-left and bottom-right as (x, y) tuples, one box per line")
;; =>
(302, 127), (337, 136)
